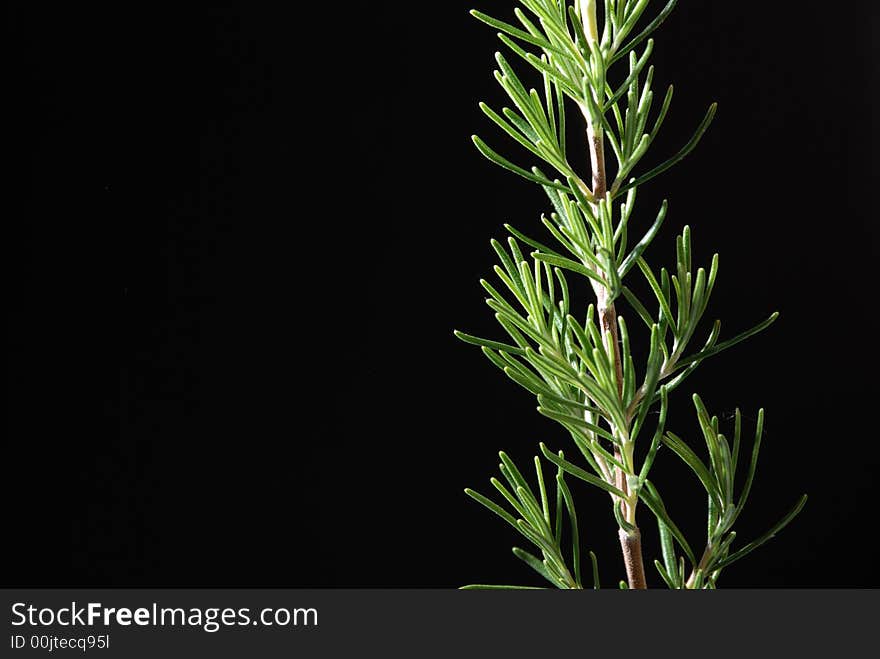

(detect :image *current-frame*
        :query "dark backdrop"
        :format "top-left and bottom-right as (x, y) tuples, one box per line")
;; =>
(4, 2), (879, 587)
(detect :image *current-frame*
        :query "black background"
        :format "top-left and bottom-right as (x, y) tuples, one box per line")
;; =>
(4, 2), (879, 588)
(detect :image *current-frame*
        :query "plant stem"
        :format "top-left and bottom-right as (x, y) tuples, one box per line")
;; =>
(587, 123), (606, 199)
(599, 292), (647, 590)
(587, 116), (648, 590)
(596, 291), (628, 498)
(619, 528), (647, 589)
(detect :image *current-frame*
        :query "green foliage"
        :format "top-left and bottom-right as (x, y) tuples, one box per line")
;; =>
(457, 0), (805, 589)
(462, 451), (600, 589)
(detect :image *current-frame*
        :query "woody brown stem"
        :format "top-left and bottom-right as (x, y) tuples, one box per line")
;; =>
(619, 528), (648, 590)
(588, 114), (647, 590)
(587, 123), (607, 199)
(599, 295), (646, 590)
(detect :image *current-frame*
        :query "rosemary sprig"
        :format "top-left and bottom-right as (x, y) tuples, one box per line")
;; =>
(456, 0), (806, 589)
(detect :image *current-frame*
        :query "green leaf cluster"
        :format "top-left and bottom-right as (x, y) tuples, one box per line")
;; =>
(463, 451), (599, 589)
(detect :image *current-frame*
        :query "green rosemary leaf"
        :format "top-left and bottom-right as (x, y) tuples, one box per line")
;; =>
(499, 450), (531, 494)
(566, 4), (591, 59)
(543, 185), (571, 222)
(527, 347), (626, 428)
(464, 488), (519, 530)
(504, 223), (564, 258)
(613, 500), (636, 533)
(534, 456), (551, 526)
(639, 481), (696, 566)
(511, 6), (548, 42)
(555, 213), (596, 261)
(512, 547), (558, 586)
(479, 278), (519, 315)
(731, 408), (743, 479)
(498, 33), (581, 100)
(619, 199), (667, 278)
(705, 252), (720, 302)
(616, 0), (651, 46)
(618, 316), (635, 405)
(479, 102), (547, 161)
(494, 315), (536, 352)
(515, 519), (559, 558)
(674, 312), (780, 371)
(604, 39), (654, 111)
(542, 56), (556, 141)
(490, 474), (530, 521)
(620, 285), (655, 328)
(611, 0), (679, 64)
(494, 69), (558, 154)
(647, 320), (720, 403)
(531, 8), (589, 75)
(687, 266), (709, 339)
(589, 551), (600, 589)
(564, 175), (599, 220)
(540, 443), (626, 498)
(637, 385), (668, 485)
(501, 365), (556, 397)
(480, 346), (509, 372)
(632, 324), (663, 441)
(570, 429), (626, 472)
(555, 75), (567, 159)
(536, 389), (603, 417)
(618, 102), (717, 194)
(518, 260), (545, 327)
(713, 495), (808, 572)
(491, 237), (525, 291)
(469, 10), (564, 56)
(517, 485), (553, 536)
(537, 406), (619, 444)
(731, 408), (764, 525)
(658, 515), (678, 586)
(679, 224), (692, 279)
(472, 135), (569, 190)
(654, 560), (677, 589)
(636, 257), (677, 335)
(693, 394), (729, 504)
(504, 107), (541, 143)
(648, 83), (674, 142)
(531, 251), (606, 286)
(556, 472), (581, 586)
(453, 330), (527, 356)
(661, 431), (723, 510)
(554, 458), (565, 544)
